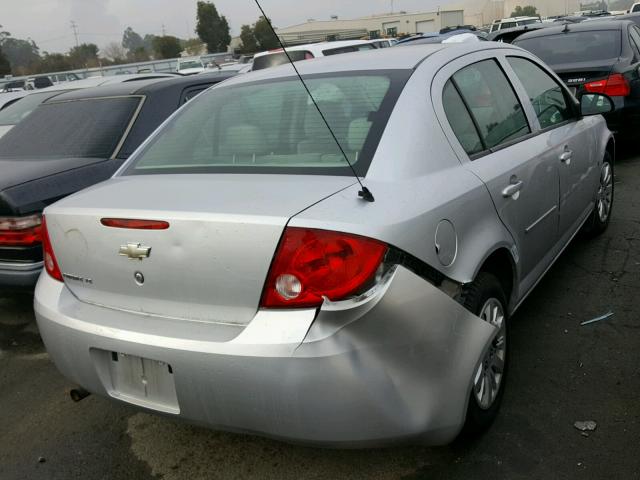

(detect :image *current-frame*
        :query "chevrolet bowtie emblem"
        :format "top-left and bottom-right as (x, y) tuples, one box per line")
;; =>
(119, 243), (151, 260)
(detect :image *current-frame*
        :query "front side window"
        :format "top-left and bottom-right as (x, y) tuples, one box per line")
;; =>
(508, 57), (572, 129)
(452, 59), (530, 151)
(126, 72), (409, 177)
(0, 97), (140, 159)
(501, 22), (516, 30)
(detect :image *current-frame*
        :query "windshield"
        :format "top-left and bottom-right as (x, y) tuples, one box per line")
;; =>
(126, 71), (410, 177)
(515, 30), (621, 65)
(179, 61), (202, 69)
(0, 91), (62, 126)
(0, 97), (140, 159)
(252, 51), (313, 71)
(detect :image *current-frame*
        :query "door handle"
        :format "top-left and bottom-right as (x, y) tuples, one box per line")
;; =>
(560, 149), (573, 164)
(502, 180), (524, 198)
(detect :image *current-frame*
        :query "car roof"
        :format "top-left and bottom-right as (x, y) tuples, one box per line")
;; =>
(43, 71), (236, 103)
(515, 19), (630, 40)
(221, 42), (516, 85)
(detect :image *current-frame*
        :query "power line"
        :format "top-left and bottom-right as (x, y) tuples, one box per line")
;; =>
(70, 20), (79, 47)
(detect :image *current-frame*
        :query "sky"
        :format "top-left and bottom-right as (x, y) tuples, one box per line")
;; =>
(1, 0), (449, 54)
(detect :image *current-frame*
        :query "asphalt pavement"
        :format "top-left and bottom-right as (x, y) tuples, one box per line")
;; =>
(1, 152), (638, 480)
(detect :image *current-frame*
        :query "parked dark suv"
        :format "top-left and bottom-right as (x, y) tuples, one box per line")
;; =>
(514, 20), (640, 139)
(0, 71), (235, 289)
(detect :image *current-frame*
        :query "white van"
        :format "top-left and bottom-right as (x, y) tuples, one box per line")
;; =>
(489, 16), (542, 33)
(252, 40), (376, 71)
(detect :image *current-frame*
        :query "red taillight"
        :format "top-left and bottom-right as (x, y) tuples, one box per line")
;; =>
(100, 218), (170, 230)
(0, 214), (42, 246)
(41, 216), (63, 282)
(584, 74), (630, 97)
(260, 227), (388, 309)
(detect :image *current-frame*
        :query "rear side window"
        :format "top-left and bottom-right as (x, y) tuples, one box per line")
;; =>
(452, 59), (530, 151)
(508, 57), (572, 129)
(0, 97), (140, 159)
(252, 51), (313, 71)
(515, 31), (622, 65)
(442, 81), (483, 155)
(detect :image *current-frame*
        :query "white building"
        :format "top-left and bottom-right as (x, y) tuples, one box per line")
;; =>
(462, 0), (582, 25)
(273, 9), (465, 46)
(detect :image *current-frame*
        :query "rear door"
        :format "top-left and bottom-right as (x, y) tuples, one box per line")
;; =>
(505, 55), (597, 238)
(433, 52), (560, 291)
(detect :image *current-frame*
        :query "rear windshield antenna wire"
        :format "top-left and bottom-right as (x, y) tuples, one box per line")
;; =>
(252, 0), (375, 202)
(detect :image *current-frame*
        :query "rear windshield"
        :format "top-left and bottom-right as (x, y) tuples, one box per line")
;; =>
(0, 97), (140, 159)
(252, 51), (313, 71)
(322, 44), (375, 56)
(125, 71), (410, 177)
(0, 91), (61, 126)
(515, 30), (621, 65)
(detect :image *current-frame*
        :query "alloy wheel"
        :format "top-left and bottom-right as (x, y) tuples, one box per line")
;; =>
(473, 298), (507, 410)
(597, 162), (613, 223)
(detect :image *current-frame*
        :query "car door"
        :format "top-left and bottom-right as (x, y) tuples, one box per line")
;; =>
(504, 55), (597, 239)
(433, 53), (560, 292)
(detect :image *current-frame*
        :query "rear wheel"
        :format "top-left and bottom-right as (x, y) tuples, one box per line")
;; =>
(460, 272), (508, 436)
(583, 153), (614, 236)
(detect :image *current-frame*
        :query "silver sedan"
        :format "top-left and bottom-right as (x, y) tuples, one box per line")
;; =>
(35, 42), (615, 446)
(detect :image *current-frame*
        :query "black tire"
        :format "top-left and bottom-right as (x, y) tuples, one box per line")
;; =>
(583, 152), (614, 236)
(459, 272), (509, 437)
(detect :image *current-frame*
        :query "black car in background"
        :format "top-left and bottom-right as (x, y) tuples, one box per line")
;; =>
(514, 20), (640, 139)
(0, 71), (235, 289)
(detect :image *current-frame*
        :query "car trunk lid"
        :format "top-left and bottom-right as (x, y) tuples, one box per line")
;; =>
(552, 63), (615, 94)
(45, 174), (354, 325)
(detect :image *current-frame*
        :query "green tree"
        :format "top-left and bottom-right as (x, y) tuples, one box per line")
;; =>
(253, 16), (279, 50)
(0, 37), (40, 74)
(143, 34), (157, 53)
(68, 43), (99, 68)
(122, 27), (145, 52)
(0, 46), (10, 75)
(196, 1), (231, 53)
(127, 46), (151, 62)
(36, 52), (71, 73)
(239, 25), (258, 53)
(182, 38), (205, 56)
(152, 35), (182, 59)
(510, 5), (538, 17)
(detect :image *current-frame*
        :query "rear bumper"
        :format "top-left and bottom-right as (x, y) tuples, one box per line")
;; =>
(34, 267), (496, 447)
(0, 261), (42, 290)
(603, 97), (640, 137)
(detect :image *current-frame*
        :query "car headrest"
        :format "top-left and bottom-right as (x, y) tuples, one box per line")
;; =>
(221, 124), (268, 156)
(347, 118), (371, 153)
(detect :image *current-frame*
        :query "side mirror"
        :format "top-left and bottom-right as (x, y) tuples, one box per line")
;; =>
(580, 93), (614, 116)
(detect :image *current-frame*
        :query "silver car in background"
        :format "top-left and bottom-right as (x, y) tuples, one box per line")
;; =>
(34, 43), (615, 446)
